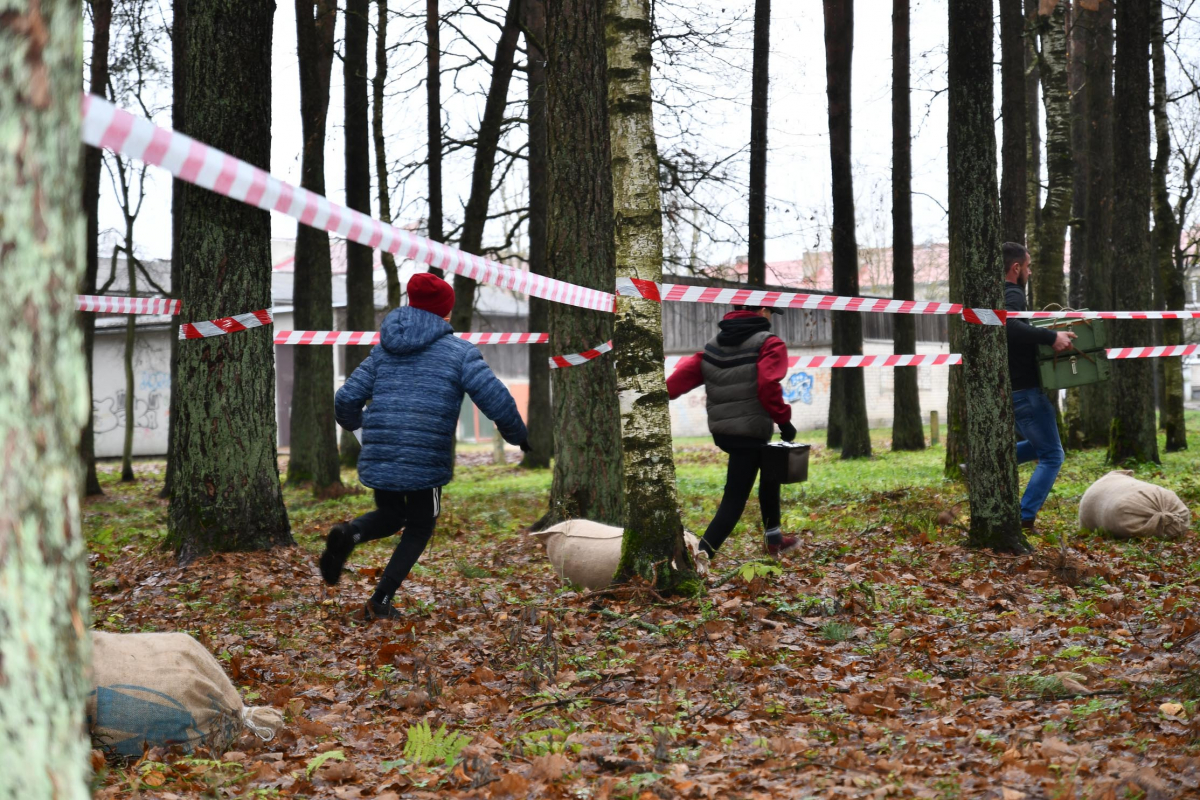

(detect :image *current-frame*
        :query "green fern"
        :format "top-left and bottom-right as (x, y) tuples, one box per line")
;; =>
(402, 720), (472, 766)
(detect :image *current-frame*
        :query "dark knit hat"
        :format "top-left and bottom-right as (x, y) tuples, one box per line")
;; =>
(408, 272), (456, 318)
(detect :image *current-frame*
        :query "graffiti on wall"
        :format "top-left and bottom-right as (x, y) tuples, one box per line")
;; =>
(782, 372), (815, 405)
(93, 391), (164, 433)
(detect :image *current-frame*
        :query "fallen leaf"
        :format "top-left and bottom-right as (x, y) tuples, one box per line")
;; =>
(529, 753), (571, 782)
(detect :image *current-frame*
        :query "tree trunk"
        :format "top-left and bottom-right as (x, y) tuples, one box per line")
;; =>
(169, 0), (292, 561)
(1107, 0), (1159, 466)
(121, 250), (137, 481)
(1150, 0), (1186, 452)
(426, 0), (444, 276)
(1078, 0), (1112, 448)
(340, 0), (374, 467)
(606, 0), (699, 595)
(81, 0), (113, 497)
(162, 0), (186, 500)
(891, 0), (923, 452)
(746, 0), (770, 287)
(448, 0), (523, 333)
(948, 0), (1026, 554)
(542, 0), (624, 527)
(1063, 0), (1089, 450)
(1033, 0), (1070, 312)
(0, 1), (92, 793)
(522, 0), (553, 469)
(823, 0), (871, 459)
(374, 0), (401, 310)
(288, 0), (342, 491)
(999, 0), (1026, 244)
(1025, 0), (1042, 258)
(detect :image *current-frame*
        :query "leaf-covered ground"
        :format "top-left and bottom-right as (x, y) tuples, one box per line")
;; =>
(86, 418), (1200, 799)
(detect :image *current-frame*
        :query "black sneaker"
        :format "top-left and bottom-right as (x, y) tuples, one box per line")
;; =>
(319, 524), (355, 586)
(363, 598), (404, 621)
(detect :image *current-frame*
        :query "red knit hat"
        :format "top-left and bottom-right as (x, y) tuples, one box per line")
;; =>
(407, 272), (456, 318)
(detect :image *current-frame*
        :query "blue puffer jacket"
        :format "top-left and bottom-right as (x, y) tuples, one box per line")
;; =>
(334, 306), (528, 491)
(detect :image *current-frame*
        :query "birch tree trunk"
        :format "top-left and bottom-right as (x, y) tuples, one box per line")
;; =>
(606, 0), (699, 594)
(949, 0), (1027, 554)
(374, 0), (401, 310)
(1033, 0), (1070, 312)
(746, 0), (770, 288)
(522, 0), (554, 469)
(169, 0), (292, 561)
(542, 0), (624, 527)
(891, 0), (924, 452)
(0, 0), (92, 792)
(999, 0), (1027, 244)
(1150, 0), (1186, 452)
(425, 0), (444, 277)
(1025, 0), (1042, 261)
(1107, 0), (1159, 466)
(448, 0), (523, 334)
(288, 0), (342, 491)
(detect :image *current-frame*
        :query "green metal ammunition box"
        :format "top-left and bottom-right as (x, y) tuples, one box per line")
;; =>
(1032, 318), (1111, 391)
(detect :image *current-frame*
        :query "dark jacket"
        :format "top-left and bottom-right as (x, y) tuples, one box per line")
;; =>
(666, 311), (791, 445)
(335, 306), (528, 491)
(1004, 282), (1058, 391)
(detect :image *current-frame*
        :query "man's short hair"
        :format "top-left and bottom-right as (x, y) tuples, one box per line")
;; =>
(1002, 241), (1029, 271)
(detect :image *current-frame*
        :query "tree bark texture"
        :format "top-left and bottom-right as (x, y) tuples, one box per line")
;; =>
(1025, 0), (1042, 256)
(426, 0), (444, 275)
(948, 0), (1026, 553)
(122, 250), (137, 481)
(823, 0), (871, 459)
(543, 0), (624, 527)
(891, 0), (923, 452)
(448, 0), (523, 334)
(0, 0), (92, 793)
(1078, 0), (1112, 448)
(999, 0), (1027, 245)
(340, 0), (374, 467)
(169, 0), (292, 561)
(163, 0), (187, 500)
(81, 0), (113, 497)
(746, 0), (770, 288)
(1107, 0), (1159, 466)
(289, 0), (342, 490)
(522, 0), (554, 469)
(606, 0), (698, 594)
(374, 0), (401, 310)
(1032, 0), (1070, 311)
(1068, 2), (1086, 311)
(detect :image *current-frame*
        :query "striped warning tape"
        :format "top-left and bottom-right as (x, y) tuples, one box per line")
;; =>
(76, 294), (181, 315)
(273, 331), (548, 346)
(1106, 344), (1199, 359)
(180, 310), (273, 340)
(549, 340), (614, 369)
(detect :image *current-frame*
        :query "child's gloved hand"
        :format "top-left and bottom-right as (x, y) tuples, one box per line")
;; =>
(778, 422), (797, 442)
(519, 440), (532, 453)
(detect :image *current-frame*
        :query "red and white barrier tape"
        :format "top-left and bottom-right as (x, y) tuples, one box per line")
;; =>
(550, 341), (614, 369)
(273, 331), (547, 346)
(653, 282), (963, 318)
(1009, 310), (1200, 320)
(1106, 344), (1199, 359)
(76, 294), (181, 315)
(180, 310), (273, 339)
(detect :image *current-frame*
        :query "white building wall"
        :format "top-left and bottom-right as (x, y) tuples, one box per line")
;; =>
(92, 328), (173, 458)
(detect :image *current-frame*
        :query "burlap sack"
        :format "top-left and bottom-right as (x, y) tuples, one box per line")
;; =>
(88, 631), (283, 757)
(1078, 470), (1191, 540)
(531, 519), (709, 590)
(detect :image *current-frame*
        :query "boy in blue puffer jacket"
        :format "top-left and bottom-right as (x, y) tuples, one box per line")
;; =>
(321, 273), (530, 620)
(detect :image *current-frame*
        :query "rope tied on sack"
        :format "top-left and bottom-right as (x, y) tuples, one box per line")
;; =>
(242, 706), (285, 741)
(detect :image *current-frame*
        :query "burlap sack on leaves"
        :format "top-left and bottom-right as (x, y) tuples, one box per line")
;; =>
(531, 519), (709, 590)
(88, 631), (284, 757)
(1078, 470), (1191, 540)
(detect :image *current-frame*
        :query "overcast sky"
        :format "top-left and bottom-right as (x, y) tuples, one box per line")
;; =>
(97, 1), (955, 268)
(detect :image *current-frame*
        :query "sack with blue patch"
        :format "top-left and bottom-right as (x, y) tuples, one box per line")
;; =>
(87, 631), (283, 758)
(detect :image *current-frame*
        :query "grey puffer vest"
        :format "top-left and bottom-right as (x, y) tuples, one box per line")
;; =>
(701, 330), (775, 441)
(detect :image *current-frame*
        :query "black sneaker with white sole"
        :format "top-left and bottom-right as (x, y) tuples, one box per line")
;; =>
(319, 523), (356, 586)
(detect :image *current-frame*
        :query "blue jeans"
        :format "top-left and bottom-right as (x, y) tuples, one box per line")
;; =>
(1012, 388), (1064, 522)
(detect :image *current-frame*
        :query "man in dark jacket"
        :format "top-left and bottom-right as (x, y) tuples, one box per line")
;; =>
(667, 305), (798, 558)
(1003, 242), (1075, 539)
(320, 273), (529, 620)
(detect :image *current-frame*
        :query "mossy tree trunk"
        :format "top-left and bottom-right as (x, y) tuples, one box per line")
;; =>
(542, 0), (624, 527)
(823, 0), (871, 459)
(374, 0), (401, 310)
(425, 0), (444, 277)
(81, 0), (113, 497)
(1107, 0), (1159, 467)
(0, 0), (92, 793)
(288, 0), (342, 491)
(169, 0), (292, 561)
(1032, 0), (1070, 312)
(1064, 1), (1088, 449)
(340, 0), (373, 467)
(891, 0), (924, 452)
(522, 0), (554, 469)
(746, 0), (770, 288)
(448, 0), (523, 334)
(1078, 0), (1113, 448)
(162, 0), (187, 500)
(606, 0), (699, 594)
(1150, 1), (1187, 453)
(999, 0), (1026, 245)
(948, 0), (1026, 553)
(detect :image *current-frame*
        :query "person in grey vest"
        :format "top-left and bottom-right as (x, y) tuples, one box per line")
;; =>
(667, 305), (799, 557)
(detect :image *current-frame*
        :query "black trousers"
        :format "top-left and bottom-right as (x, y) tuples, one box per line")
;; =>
(701, 441), (781, 556)
(351, 487), (441, 603)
